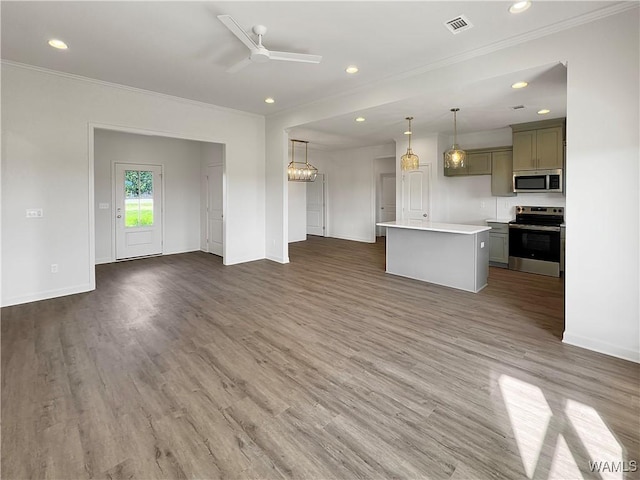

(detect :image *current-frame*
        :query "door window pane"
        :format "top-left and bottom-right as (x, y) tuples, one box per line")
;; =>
(125, 170), (154, 227)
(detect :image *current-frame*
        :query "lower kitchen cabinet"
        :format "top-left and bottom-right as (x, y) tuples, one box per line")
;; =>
(488, 222), (509, 267)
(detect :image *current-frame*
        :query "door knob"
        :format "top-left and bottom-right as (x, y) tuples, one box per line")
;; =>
(381, 207), (384, 210)
(423, 214), (428, 217)
(117, 215), (122, 218)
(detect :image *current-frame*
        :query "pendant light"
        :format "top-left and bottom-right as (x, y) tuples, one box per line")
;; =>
(288, 139), (318, 182)
(445, 108), (466, 169)
(401, 117), (419, 171)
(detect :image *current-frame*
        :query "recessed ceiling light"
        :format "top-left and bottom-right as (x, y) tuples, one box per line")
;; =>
(355, 117), (365, 122)
(345, 65), (359, 74)
(509, 1), (531, 14)
(48, 39), (68, 50)
(264, 97), (275, 104)
(511, 81), (529, 89)
(537, 109), (551, 115)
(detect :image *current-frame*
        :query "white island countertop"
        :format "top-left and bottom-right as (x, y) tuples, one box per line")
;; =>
(377, 220), (491, 235)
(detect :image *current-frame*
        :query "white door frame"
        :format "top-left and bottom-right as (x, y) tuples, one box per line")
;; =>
(205, 162), (226, 257)
(113, 163), (164, 260)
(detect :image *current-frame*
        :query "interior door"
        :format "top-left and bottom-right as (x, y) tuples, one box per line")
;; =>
(115, 163), (163, 260)
(378, 173), (396, 236)
(402, 165), (431, 221)
(207, 164), (224, 256)
(306, 173), (325, 236)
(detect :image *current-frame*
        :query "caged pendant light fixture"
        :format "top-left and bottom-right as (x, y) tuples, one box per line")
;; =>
(288, 139), (318, 182)
(445, 108), (466, 169)
(401, 116), (419, 171)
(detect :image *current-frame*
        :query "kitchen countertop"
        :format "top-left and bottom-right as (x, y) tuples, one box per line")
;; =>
(485, 218), (514, 224)
(377, 220), (490, 235)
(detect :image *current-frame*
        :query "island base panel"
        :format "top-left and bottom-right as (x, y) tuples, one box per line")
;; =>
(385, 228), (489, 293)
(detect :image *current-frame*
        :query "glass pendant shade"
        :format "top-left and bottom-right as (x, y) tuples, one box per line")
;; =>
(445, 108), (466, 169)
(288, 139), (318, 182)
(401, 117), (419, 171)
(445, 145), (466, 168)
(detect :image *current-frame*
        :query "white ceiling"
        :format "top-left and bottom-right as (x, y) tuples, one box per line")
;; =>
(290, 62), (568, 149)
(1, 1), (623, 147)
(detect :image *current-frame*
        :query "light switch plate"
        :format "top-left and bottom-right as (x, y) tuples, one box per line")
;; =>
(480, 241), (485, 248)
(26, 209), (43, 218)
(99, 203), (109, 209)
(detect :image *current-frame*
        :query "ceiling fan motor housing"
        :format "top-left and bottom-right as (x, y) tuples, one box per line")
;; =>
(250, 48), (270, 62)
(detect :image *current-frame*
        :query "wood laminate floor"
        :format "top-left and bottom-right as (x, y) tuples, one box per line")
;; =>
(2, 236), (639, 479)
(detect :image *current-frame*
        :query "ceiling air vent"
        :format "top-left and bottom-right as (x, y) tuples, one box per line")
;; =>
(512, 105), (526, 110)
(444, 15), (473, 34)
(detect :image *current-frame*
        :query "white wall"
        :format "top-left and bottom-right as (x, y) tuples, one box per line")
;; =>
(94, 129), (204, 263)
(322, 144), (394, 243)
(200, 142), (225, 252)
(287, 145), (394, 243)
(1, 63), (265, 306)
(265, 8), (640, 362)
(562, 11), (639, 362)
(287, 146), (330, 243)
(288, 182), (307, 243)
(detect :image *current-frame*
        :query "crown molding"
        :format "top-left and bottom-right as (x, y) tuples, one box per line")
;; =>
(270, 1), (638, 120)
(0, 60), (264, 120)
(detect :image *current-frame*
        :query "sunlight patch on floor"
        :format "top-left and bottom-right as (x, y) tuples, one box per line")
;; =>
(499, 374), (552, 478)
(548, 434), (583, 479)
(565, 399), (623, 480)
(497, 374), (627, 480)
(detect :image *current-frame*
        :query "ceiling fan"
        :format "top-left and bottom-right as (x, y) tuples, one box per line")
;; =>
(217, 15), (322, 73)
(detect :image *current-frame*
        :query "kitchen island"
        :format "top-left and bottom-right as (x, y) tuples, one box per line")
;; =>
(376, 220), (491, 293)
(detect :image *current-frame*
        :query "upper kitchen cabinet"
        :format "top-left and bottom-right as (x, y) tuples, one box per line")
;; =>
(444, 150), (492, 176)
(511, 119), (565, 171)
(491, 149), (516, 197)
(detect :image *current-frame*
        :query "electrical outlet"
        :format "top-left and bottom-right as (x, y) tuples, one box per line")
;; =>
(26, 209), (43, 218)
(51, 264), (58, 273)
(480, 201), (485, 209)
(480, 242), (485, 248)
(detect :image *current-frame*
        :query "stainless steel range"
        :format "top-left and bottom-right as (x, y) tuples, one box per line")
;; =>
(509, 206), (564, 277)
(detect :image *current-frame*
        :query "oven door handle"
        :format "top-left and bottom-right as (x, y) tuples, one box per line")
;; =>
(509, 224), (561, 232)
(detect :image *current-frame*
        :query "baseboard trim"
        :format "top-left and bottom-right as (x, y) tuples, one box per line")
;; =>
(563, 333), (640, 364)
(2, 283), (95, 308)
(224, 254), (268, 266)
(266, 254), (289, 264)
(330, 234), (375, 244)
(95, 257), (112, 265)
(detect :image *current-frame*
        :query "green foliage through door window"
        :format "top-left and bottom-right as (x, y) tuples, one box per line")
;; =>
(125, 170), (154, 227)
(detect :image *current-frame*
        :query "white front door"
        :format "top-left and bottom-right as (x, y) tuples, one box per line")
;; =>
(402, 164), (431, 221)
(207, 164), (224, 256)
(378, 173), (396, 236)
(115, 163), (163, 260)
(307, 173), (325, 236)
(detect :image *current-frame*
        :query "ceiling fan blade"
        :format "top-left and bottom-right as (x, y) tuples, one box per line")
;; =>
(269, 51), (322, 64)
(226, 57), (252, 74)
(217, 15), (258, 51)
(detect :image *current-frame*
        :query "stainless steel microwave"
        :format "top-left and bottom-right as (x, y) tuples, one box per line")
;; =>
(513, 169), (563, 193)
